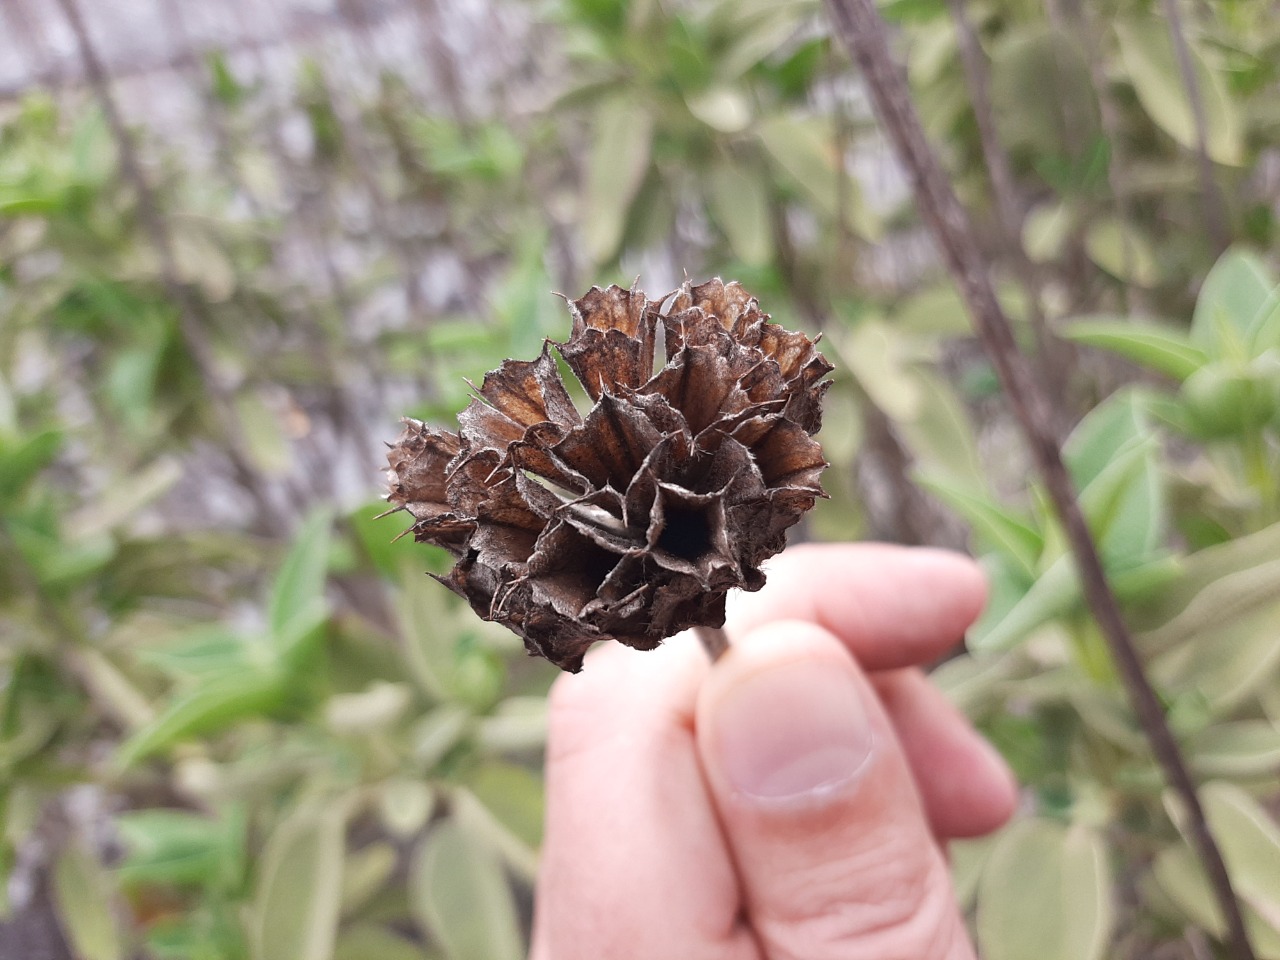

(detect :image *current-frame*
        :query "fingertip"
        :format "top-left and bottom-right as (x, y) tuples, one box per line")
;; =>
(699, 620), (870, 806)
(871, 669), (1018, 840)
(695, 620), (969, 957)
(963, 735), (1019, 836)
(730, 544), (990, 670)
(909, 546), (989, 626)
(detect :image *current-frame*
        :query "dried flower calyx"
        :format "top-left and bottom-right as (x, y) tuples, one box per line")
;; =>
(385, 279), (832, 672)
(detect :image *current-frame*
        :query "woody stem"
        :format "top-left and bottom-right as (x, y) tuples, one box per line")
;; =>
(694, 625), (730, 662)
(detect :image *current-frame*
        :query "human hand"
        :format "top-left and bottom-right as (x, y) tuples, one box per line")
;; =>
(531, 544), (1017, 960)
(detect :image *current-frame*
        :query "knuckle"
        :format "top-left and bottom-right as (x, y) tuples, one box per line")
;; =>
(758, 844), (967, 960)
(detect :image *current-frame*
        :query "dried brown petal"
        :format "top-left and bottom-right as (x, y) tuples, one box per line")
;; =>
(385, 279), (832, 672)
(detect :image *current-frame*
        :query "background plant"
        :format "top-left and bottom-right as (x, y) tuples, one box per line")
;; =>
(0, 0), (1278, 957)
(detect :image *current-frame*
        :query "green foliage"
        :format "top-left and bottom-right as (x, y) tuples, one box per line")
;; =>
(2, 0), (1280, 957)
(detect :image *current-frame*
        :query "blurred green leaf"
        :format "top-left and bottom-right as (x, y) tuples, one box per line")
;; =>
(1062, 318), (1207, 382)
(1076, 433), (1162, 566)
(1138, 519), (1280, 629)
(117, 808), (244, 890)
(1179, 356), (1280, 438)
(475, 696), (549, 754)
(339, 842), (399, 916)
(250, 803), (347, 960)
(233, 390), (290, 476)
(1116, 19), (1244, 166)
(1200, 783), (1280, 927)
(9, 519), (117, 589)
(583, 97), (654, 263)
(990, 25), (1095, 155)
(1152, 595), (1280, 716)
(377, 779), (436, 839)
(1192, 248), (1277, 353)
(1084, 219), (1159, 287)
(1159, 782), (1280, 949)
(707, 165), (772, 267)
(410, 818), (523, 960)
(348, 500), (421, 579)
(1064, 390), (1147, 490)
(0, 429), (61, 503)
(685, 86), (752, 133)
(116, 669), (286, 768)
(53, 842), (123, 960)
(918, 476), (1041, 579)
(977, 819), (1113, 960)
(971, 553), (1076, 652)
(269, 509), (332, 657)
(207, 51), (250, 107)
(465, 762), (544, 850)
(756, 115), (840, 222)
(1151, 844), (1280, 955)
(1188, 721), (1280, 778)
(1023, 202), (1075, 263)
(335, 925), (433, 960)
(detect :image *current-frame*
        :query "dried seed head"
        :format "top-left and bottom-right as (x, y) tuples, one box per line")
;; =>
(386, 279), (832, 672)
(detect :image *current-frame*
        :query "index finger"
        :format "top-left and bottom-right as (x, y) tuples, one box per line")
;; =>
(727, 544), (987, 672)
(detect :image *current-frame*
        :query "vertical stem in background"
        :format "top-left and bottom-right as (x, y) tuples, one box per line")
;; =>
(1067, 0), (1137, 315)
(821, 1), (1256, 958)
(694, 626), (729, 662)
(410, 0), (472, 126)
(1161, 0), (1231, 254)
(946, 0), (1067, 430)
(3, 0), (53, 84)
(332, 2), (431, 328)
(54, 0), (289, 539)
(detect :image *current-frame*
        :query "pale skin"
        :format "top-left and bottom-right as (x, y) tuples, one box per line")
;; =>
(531, 544), (1018, 960)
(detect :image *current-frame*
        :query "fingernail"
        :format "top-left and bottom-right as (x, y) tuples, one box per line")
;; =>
(712, 658), (874, 802)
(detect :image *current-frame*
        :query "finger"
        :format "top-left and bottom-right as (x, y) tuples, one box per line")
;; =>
(871, 669), (1017, 840)
(697, 620), (975, 960)
(728, 544), (987, 671)
(532, 639), (757, 960)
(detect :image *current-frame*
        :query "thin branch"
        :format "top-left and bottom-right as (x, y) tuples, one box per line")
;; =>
(410, 0), (473, 126)
(694, 626), (729, 662)
(1067, 0), (1138, 314)
(946, 0), (1021, 241)
(1161, 0), (1231, 254)
(820, 2), (1256, 958)
(853, 380), (964, 547)
(332, 4), (431, 326)
(946, 0), (1068, 432)
(54, 0), (288, 539)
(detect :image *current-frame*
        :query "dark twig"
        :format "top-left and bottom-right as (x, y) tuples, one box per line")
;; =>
(1161, 0), (1231, 254)
(1067, 0), (1138, 313)
(55, 0), (289, 539)
(945, 0), (1069, 430)
(821, 2), (1255, 958)
(694, 626), (729, 662)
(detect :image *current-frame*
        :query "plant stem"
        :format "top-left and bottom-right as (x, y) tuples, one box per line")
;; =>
(694, 625), (729, 662)
(55, 0), (288, 539)
(1242, 430), (1276, 525)
(946, 0), (1067, 427)
(1161, 0), (1231, 254)
(821, 1), (1255, 957)
(1066, 0), (1138, 314)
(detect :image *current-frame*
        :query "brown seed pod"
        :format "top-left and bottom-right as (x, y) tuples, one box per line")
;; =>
(385, 279), (832, 672)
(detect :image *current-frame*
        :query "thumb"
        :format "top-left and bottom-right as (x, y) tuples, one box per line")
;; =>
(696, 620), (974, 960)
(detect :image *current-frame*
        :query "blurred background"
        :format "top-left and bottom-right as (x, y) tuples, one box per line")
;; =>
(2, 0), (1279, 957)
